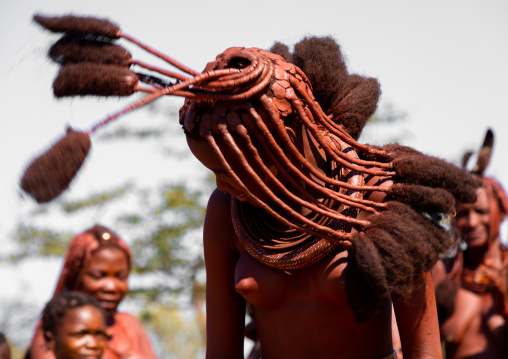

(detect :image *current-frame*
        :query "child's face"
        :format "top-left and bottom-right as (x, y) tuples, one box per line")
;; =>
(48, 305), (108, 359)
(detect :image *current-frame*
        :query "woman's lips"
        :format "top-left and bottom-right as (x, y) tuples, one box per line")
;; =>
(98, 299), (119, 310)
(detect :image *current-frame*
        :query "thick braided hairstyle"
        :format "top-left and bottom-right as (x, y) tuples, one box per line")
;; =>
(22, 15), (482, 321)
(270, 37), (380, 140)
(182, 37), (482, 320)
(276, 38), (479, 320)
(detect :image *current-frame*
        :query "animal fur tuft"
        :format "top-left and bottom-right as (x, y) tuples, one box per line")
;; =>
(345, 201), (453, 321)
(49, 35), (131, 66)
(388, 184), (455, 214)
(33, 14), (120, 38)
(53, 63), (138, 97)
(20, 128), (90, 203)
(269, 36), (380, 139)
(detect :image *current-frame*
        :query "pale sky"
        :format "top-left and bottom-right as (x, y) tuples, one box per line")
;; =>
(1, 0), (507, 350)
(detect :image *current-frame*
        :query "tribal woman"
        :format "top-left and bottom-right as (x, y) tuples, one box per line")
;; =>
(22, 15), (483, 358)
(179, 38), (480, 358)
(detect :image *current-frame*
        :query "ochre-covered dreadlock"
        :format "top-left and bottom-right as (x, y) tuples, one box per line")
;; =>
(21, 14), (481, 320)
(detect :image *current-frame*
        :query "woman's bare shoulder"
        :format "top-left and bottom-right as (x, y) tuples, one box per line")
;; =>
(362, 172), (393, 203)
(111, 312), (157, 358)
(111, 312), (151, 337)
(204, 189), (237, 252)
(207, 188), (232, 212)
(114, 311), (144, 325)
(29, 320), (55, 359)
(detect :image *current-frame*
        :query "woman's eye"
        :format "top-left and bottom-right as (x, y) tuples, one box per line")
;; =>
(96, 332), (110, 341)
(88, 272), (104, 280)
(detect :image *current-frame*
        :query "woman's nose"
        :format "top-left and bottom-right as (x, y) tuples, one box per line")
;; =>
(102, 279), (119, 292)
(85, 334), (102, 350)
(465, 211), (480, 227)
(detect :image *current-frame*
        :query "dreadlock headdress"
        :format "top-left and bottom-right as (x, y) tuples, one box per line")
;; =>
(53, 224), (131, 296)
(22, 14), (481, 320)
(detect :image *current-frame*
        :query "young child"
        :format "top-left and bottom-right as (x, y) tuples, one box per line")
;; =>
(40, 291), (109, 359)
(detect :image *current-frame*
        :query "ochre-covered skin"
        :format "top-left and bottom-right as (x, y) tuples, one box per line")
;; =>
(26, 14), (485, 358)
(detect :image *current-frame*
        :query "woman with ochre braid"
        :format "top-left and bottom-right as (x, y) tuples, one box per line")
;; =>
(22, 15), (482, 358)
(180, 37), (481, 358)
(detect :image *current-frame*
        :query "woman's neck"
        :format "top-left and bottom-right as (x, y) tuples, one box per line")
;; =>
(463, 239), (502, 270)
(106, 312), (117, 326)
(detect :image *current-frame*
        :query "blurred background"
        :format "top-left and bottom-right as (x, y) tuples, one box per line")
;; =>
(1, 0), (507, 358)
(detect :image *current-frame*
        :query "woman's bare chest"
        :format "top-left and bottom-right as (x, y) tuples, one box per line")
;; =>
(234, 248), (350, 308)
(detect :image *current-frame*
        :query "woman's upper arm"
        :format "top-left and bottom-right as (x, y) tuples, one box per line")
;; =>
(440, 289), (481, 344)
(393, 272), (442, 359)
(203, 189), (246, 358)
(112, 312), (158, 359)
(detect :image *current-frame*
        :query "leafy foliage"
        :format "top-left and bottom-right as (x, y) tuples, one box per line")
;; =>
(12, 226), (73, 261)
(141, 301), (205, 358)
(11, 177), (211, 358)
(63, 186), (129, 213)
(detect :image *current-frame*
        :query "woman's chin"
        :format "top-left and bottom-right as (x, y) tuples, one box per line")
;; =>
(99, 302), (119, 316)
